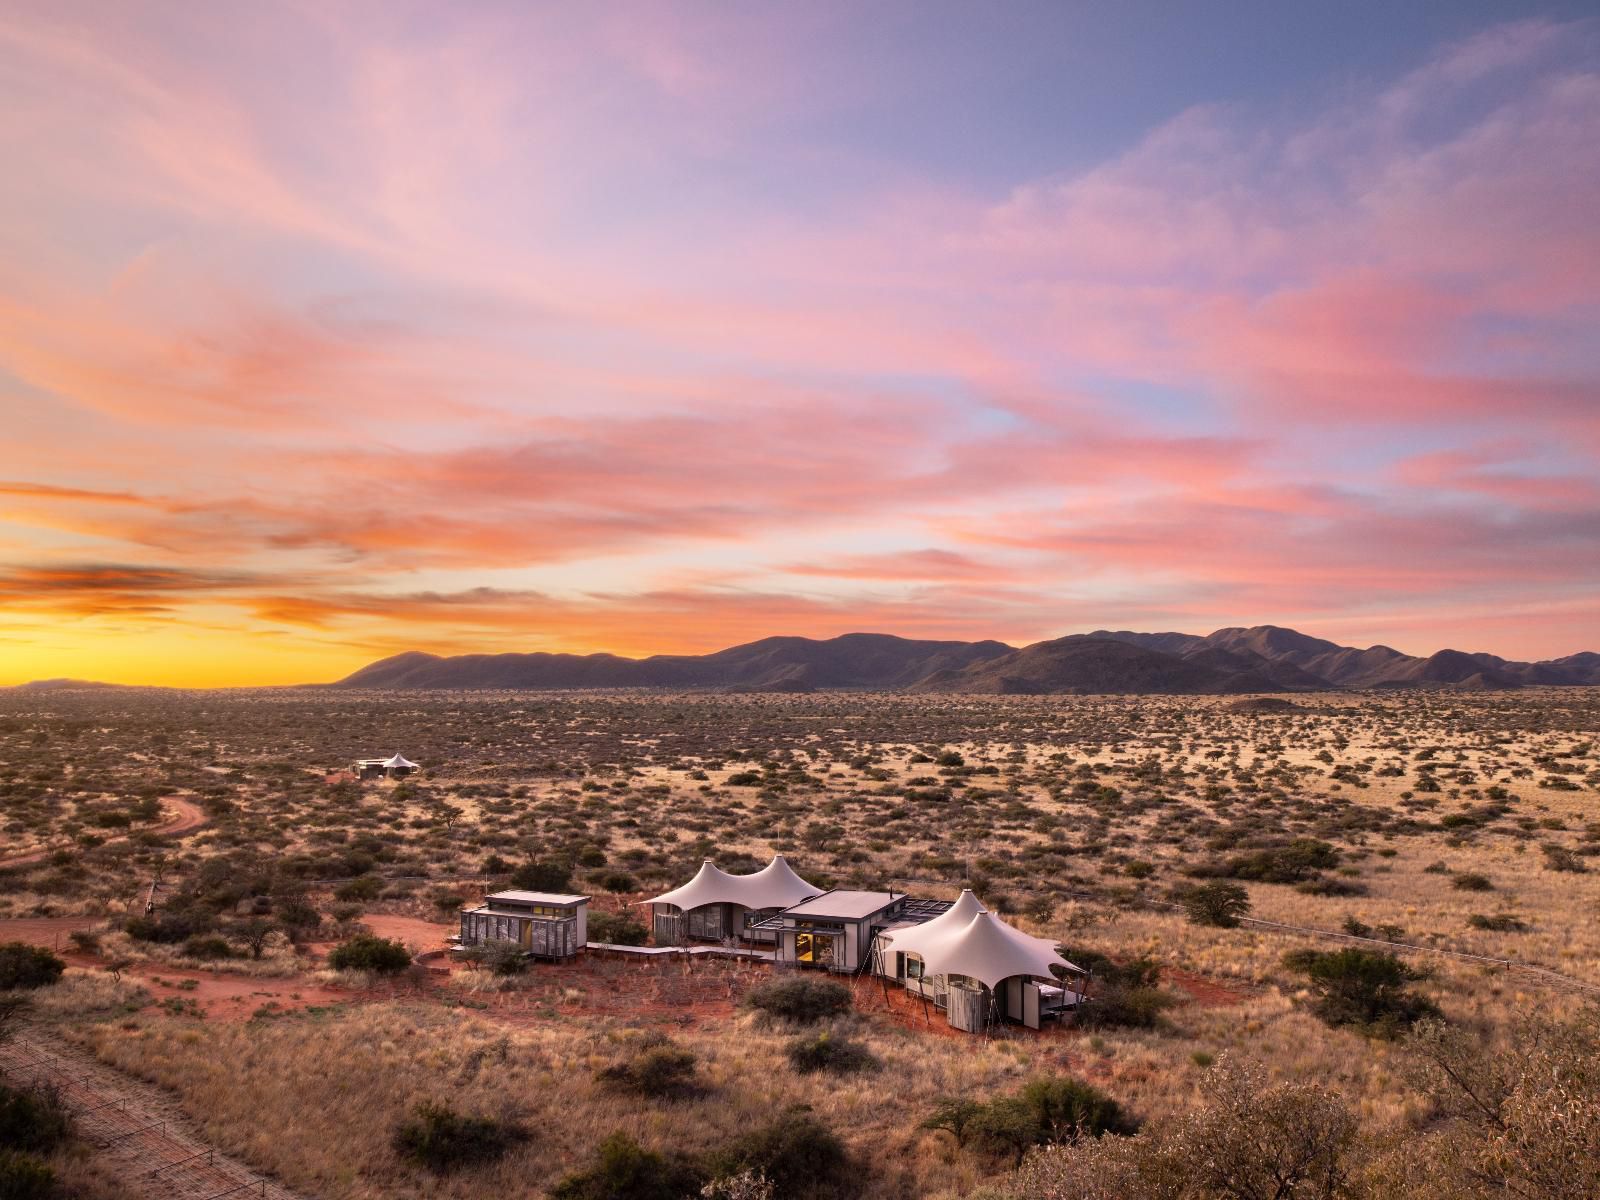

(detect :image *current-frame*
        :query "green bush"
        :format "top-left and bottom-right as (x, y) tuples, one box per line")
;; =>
(550, 1132), (704, 1200)
(509, 859), (573, 892)
(0, 1150), (55, 1200)
(391, 1101), (522, 1173)
(1283, 947), (1440, 1036)
(181, 934), (234, 961)
(1222, 838), (1340, 884)
(1451, 872), (1493, 892)
(0, 945), (64, 991)
(1071, 951), (1173, 1030)
(124, 910), (211, 944)
(588, 910), (649, 946)
(327, 935), (412, 974)
(0, 1081), (73, 1153)
(925, 1075), (1133, 1165)
(479, 940), (528, 976)
(334, 875), (384, 902)
(1467, 913), (1528, 932)
(784, 1030), (878, 1076)
(743, 976), (851, 1024)
(1019, 1077), (1137, 1140)
(709, 1109), (850, 1199)
(597, 1042), (701, 1099)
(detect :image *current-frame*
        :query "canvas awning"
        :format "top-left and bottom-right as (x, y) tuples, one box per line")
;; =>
(643, 855), (822, 912)
(912, 911), (1083, 991)
(382, 754), (418, 769)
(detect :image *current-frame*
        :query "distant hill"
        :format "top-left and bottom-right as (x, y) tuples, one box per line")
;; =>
(4, 678), (133, 692)
(332, 625), (1600, 694)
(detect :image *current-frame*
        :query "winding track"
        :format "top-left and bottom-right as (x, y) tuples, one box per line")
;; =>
(0, 797), (208, 870)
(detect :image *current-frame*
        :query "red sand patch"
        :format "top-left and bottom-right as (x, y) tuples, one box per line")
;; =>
(127, 965), (359, 1023)
(0, 917), (99, 952)
(1165, 966), (1251, 1007)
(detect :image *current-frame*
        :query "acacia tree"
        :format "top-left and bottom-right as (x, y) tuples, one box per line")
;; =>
(1184, 882), (1252, 928)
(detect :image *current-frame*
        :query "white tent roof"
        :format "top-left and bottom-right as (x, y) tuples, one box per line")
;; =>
(643, 855), (822, 912)
(382, 753), (418, 769)
(742, 854), (825, 909)
(880, 888), (986, 957)
(914, 911), (1082, 991)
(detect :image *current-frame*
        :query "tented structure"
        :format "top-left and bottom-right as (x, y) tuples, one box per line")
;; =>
(916, 911), (1079, 990)
(645, 855), (822, 945)
(357, 753), (419, 780)
(876, 900), (1086, 1032)
(876, 888), (985, 960)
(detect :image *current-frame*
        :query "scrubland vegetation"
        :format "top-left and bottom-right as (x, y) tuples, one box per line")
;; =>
(1, 685), (1598, 1197)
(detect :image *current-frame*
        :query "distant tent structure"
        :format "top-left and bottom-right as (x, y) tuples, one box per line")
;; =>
(644, 854), (822, 945)
(356, 753), (420, 780)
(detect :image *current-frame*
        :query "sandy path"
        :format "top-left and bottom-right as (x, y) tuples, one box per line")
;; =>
(0, 797), (209, 870)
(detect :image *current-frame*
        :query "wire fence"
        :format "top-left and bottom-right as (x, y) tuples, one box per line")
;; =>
(0, 1036), (302, 1200)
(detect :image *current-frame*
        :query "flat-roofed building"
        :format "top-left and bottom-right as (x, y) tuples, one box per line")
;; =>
(456, 890), (588, 960)
(759, 890), (929, 973)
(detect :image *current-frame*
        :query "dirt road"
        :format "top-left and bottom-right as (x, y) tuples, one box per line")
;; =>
(0, 797), (209, 870)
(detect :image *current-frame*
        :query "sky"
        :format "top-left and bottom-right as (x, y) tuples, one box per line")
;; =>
(1, 1), (1598, 686)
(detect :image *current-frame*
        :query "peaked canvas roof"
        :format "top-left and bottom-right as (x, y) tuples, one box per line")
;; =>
(382, 753), (418, 769)
(644, 855), (823, 912)
(880, 888), (986, 957)
(912, 910), (1082, 990)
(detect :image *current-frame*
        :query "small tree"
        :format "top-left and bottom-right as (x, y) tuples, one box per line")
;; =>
(1283, 947), (1439, 1036)
(233, 917), (279, 960)
(1184, 881), (1252, 928)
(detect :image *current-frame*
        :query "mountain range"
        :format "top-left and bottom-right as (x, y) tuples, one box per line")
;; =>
(333, 626), (1600, 694)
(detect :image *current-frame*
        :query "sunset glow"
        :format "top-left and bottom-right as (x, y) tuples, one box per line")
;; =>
(2, 3), (1598, 685)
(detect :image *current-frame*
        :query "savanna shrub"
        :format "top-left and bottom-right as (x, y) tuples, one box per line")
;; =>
(743, 976), (851, 1024)
(0, 1081), (73, 1153)
(0, 1150), (55, 1200)
(327, 935), (412, 974)
(550, 1132), (704, 1200)
(181, 935), (234, 961)
(710, 1109), (851, 1199)
(597, 1042), (701, 1099)
(784, 1030), (878, 1075)
(1182, 881), (1251, 927)
(588, 910), (649, 946)
(0, 946), (64, 992)
(391, 1101), (522, 1172)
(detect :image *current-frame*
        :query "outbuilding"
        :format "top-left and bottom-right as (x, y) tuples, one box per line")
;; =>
(455, 890), (589, 961)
